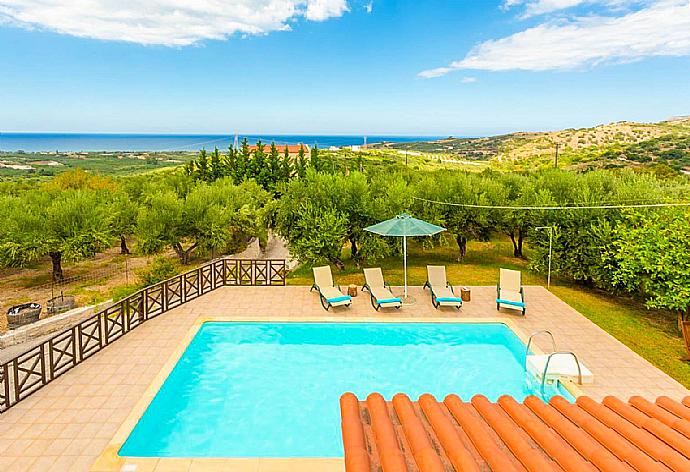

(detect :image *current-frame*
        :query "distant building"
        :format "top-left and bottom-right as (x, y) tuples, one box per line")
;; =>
(248, 144), (310, 158)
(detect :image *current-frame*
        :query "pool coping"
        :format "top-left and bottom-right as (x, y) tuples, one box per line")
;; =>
(91, 315), (583, 472)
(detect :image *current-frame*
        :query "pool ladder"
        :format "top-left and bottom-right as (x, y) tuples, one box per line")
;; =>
(525, 330), (583, 394)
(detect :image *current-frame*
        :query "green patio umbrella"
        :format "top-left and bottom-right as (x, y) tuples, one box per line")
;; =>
(364, 213), (445, 299)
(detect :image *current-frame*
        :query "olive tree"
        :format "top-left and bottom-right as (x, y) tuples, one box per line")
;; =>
(414, 172), (504, 261)
(0, 190), (112, 281)
(109, 191), (140, 254)
(274, 170), (403, 268)
(137, 179), (270, 264)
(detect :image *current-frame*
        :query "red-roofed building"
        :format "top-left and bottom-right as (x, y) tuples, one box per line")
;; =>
(248, 143), (310, 158)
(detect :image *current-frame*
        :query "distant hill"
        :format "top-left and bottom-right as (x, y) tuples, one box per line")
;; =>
(375, 118), (690, 173)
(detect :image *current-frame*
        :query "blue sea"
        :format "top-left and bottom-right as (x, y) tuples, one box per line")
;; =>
(0, 133), (439, 152)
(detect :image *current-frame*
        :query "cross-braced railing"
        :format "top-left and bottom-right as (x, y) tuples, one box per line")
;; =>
(0, 258), (286, 413)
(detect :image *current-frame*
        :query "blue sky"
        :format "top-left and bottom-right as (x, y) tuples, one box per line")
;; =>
(1, 0), (689, 136)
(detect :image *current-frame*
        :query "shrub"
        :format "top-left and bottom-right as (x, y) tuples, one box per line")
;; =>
(137, 257), (178, 286)
(109, 284), (141, 302)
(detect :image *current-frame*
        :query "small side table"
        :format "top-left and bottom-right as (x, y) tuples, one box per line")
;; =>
(460, 287), (471, 302)
(347, 284), (358, 297)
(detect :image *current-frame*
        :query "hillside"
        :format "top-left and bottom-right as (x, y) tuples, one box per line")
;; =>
(375, 117), (690, 173)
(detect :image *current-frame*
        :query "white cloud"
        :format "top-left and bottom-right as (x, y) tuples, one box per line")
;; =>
(504, 0), (640, 16)
(461, 76), (478, 83)
(365, 1), (373, 14)
(305, 0), (349, 21)
(420, 0), (690, 76)
(418, 67), (454, 79)
(0, 0), (350, 46)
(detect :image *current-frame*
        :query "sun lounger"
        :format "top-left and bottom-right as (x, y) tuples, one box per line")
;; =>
(496, 268), (525, 315)
(362, 268), (402, 311)
(311, 266), (352, 311)
(423, 265), (462, 309)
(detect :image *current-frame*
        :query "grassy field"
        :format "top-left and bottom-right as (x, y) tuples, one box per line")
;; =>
(287, 238), (690, 389)
(0, 151), (196, 180)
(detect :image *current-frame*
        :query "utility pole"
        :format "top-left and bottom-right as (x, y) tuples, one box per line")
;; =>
(554, 143), (560, 168)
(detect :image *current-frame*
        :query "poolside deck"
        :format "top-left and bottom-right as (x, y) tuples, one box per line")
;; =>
(0, 285), (687, 471)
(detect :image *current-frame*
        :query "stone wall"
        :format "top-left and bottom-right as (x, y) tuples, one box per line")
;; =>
(0, 300), (112, 353)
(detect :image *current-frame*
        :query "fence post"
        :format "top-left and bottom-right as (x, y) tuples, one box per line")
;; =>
(1, 363), (10, 411)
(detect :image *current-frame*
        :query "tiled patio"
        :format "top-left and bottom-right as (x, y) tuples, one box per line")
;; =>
(0, 285), (687, 471)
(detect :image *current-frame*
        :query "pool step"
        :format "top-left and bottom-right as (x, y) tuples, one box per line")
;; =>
(524, 330), (593, 391)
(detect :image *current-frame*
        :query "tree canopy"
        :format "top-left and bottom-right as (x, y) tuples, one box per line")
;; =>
(1, 147), (689, 326)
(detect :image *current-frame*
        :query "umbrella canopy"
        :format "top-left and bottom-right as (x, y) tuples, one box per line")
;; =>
(364, 213), (445, 237)
(365, 213), (446, 299)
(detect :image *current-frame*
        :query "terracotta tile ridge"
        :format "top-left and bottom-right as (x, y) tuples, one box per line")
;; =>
(418, 394), (480, 472)
(444, 394), (524, 472)
(471, 395), (560, 471)
(682, 397), (690, 409)
(392, 394), (445, 472)
(577, 396), (690, 471)
(654, 396), (690, 424)
(341, 393), (372, 472)
(524, 396), (630, 472)
(498, 395), (596, 472)
(366, 393), (407, 472)
(550, 396), (670, 472)
(603, 397), (690, 459)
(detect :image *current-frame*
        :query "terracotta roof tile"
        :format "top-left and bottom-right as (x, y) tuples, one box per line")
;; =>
(341, 393), (690, 472)
(248, 144), (308, 153)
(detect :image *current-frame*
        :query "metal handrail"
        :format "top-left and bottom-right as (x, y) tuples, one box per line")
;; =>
(525, 330), (557, 363)
(540, 351), (583, 393)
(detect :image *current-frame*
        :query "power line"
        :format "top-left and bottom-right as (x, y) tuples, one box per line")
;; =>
(160, 136), (231, 152)
(412, 196), (690, 211)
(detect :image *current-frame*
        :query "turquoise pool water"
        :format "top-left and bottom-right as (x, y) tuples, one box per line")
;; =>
(120, 322), (572, 458)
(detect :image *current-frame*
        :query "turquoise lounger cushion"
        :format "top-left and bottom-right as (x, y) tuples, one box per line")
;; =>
(377, 297), (402, 304)
(436, 297), (462, 303)
(327, 295), (351, 303)
(496, 298), (525, 308)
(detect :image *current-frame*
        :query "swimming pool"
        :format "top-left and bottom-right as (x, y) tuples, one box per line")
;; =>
(120, 322), (573, 458)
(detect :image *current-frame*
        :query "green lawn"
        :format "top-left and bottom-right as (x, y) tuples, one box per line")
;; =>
(287, 238), (690, 389)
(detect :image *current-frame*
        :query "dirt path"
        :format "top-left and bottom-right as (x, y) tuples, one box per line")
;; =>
(232, 233), (297, 269)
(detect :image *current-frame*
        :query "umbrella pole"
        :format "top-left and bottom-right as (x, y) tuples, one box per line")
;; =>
(403, 235), (408, 298)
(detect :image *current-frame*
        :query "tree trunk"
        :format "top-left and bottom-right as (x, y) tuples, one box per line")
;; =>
(332, 258), (346, 271)
(349, 236), (360, 267)
(509, 232), (518, 257)
(173, 242), (198, 265)
(505, 228), (525, 259)
(49, 251), (64, 282)
(455, 235), (467, 262)
(680, 309), (690, 361)
(509, 229), (525, 258)
(120, 235), (130, 255)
